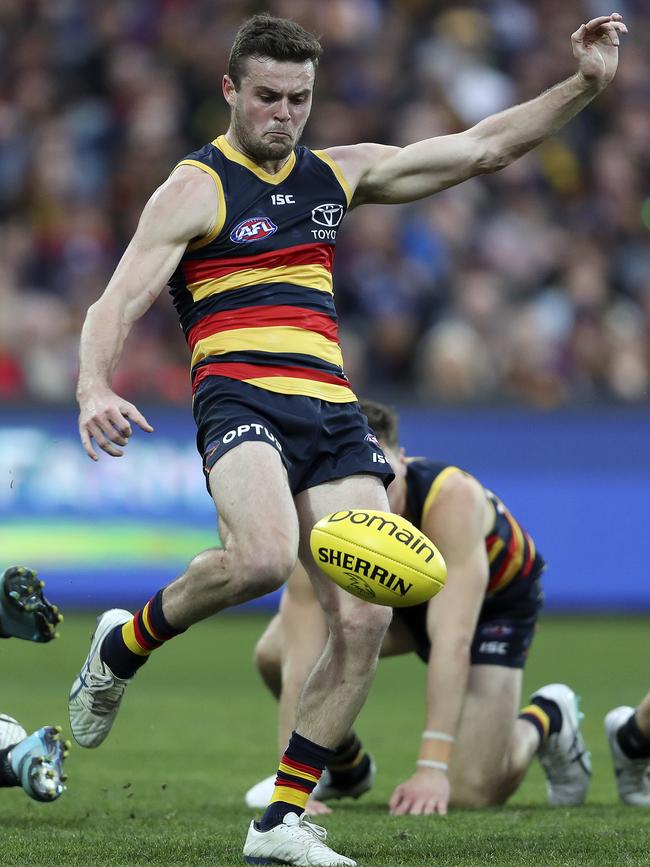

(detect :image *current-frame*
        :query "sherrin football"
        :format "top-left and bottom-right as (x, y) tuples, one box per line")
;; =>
(310, 509), (446, 607)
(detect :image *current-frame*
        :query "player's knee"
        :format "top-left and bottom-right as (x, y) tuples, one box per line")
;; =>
(333, 602), (392, 651)
(451, 772), (508, 808)
(238, 543), (296, 597)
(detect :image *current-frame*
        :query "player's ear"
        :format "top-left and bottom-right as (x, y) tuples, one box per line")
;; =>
(399, 447), (407, 465)
(223, 75), (237, 106)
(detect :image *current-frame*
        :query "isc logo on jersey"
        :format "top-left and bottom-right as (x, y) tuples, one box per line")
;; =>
(230, 217), (278, 244)
(310, 509), (447, 608)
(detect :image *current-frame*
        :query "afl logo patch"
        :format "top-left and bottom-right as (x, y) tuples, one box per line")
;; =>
(230, 216), (278, 243)
(312, 203), (344, 228)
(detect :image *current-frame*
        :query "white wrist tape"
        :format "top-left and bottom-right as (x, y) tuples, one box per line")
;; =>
(422, 730), (455, 743)
(417, 759), (448, 771)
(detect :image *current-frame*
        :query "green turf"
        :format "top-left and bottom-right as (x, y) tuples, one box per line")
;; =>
(1, 613), (648, 865)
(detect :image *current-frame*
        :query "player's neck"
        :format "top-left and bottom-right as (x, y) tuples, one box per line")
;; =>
(223, 129), (292, 175)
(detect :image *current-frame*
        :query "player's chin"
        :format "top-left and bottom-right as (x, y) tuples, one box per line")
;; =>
(264, 134), (294, 156)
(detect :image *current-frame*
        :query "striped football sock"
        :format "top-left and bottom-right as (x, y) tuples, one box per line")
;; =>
(617, 712), (650, 759)
(327, 731), (371, 787)
(519, 697), (562, 745)
(258, 731), (333, 831)
(100, 589), (185, 679)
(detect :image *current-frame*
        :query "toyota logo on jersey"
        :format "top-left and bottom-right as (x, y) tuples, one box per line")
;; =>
(312, 203), (344, 228)
(230, 216), (278, 243)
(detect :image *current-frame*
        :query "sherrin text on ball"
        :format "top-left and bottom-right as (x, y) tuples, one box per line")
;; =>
(310, 509), (446, 607)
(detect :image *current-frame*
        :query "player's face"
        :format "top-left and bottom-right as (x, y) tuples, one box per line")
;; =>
(380, 441), (408, 515)
(223, 57), (314, 163)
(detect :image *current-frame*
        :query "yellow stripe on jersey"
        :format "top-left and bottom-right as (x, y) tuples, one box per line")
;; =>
(491, 512), (526, 592)
(191, 326), (344, 368)
(312, 150), (353, 206)
(421, 466), (463, 525)
(488, 537), (505, 564)
(213, 135), (296, 185)
(172, 159), (226, 250)
(188, 263), (333, 303)
(527, 533), (536, 565)
(243, 375), (356, 403)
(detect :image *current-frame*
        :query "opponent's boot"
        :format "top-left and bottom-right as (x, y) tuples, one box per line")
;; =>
(0, 567), (62, 642)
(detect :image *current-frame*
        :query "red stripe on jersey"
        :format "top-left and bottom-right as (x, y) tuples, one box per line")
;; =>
(521, 532), (534, 577)
(187, 305), (339, 352)
(192, 361), (350, 392)
(182, 243), (334, 283)
(489, 523), (518, 587)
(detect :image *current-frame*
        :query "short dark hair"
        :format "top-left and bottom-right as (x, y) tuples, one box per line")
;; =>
(359, 399), (400, 450)
(228, 14), (322, 89)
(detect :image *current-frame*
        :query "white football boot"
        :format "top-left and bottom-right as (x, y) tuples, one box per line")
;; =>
(0, 715), (27, 750)
(68, 609), (133, 748)
(245, 759), (376, 809)
(243, 812), (357, 866)
(532, 683), (591, 805)
(7, 725), (69, 802)
(604, 706), (650, 806)
(245, 773), (276, 808)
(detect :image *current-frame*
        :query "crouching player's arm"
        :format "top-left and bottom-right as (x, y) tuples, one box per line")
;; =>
(388, 472), (489, 816)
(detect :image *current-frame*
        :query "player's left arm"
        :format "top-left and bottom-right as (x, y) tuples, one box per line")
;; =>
(330, 14), (627, 206)
(388, 472), (489, 816)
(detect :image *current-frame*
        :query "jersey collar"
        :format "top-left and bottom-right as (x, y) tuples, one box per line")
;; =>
(214, 135), (296, 185)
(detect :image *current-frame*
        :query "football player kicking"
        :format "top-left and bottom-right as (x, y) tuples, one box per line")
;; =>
(247, 400), (591, 816)
(0, 566), (69, 802)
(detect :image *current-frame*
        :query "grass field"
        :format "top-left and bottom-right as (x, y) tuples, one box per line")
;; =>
(1, 612), (648, 866)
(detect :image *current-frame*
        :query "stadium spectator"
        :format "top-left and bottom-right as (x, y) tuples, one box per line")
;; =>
(0, 1), (647, 407)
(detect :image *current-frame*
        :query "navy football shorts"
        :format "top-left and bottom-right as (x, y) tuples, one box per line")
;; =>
(192, 377), (395, 495)
(393, 560), (545, 670)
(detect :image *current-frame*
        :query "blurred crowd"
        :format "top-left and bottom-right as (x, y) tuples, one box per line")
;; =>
(0, 0), (648, 407)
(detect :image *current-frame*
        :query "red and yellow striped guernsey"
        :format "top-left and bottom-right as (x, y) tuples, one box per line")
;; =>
(167, 135), (356, 402)
(405, 458), (539, 599)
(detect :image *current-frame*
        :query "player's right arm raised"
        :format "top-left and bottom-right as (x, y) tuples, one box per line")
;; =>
(77, 167), (217, 460)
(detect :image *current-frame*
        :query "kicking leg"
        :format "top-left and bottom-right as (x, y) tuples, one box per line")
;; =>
(69, 442), (299, 748)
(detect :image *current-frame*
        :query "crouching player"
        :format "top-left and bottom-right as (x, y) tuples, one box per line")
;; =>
(0, 566), (68, 802)
(247, 400), (591, 815)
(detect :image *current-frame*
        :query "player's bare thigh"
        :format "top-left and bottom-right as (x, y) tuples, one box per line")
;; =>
(449, 664), (523, 807)
(207, 440), (300, 591)
(294, 474), (391, 623)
